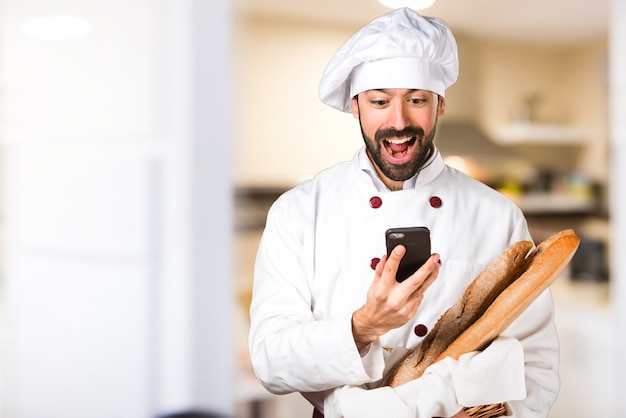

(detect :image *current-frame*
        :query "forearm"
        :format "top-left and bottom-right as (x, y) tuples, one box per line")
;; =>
(352, 309), (380, 352)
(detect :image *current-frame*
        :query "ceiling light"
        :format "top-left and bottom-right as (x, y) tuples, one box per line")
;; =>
(378, 0), (436, 10)
(23, 15), (92, 41)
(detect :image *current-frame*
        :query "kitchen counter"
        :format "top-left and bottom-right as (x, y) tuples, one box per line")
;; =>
(550, 275), (610, 310)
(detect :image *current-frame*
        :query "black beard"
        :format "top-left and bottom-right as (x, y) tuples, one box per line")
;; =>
(359, 120), (438, 182)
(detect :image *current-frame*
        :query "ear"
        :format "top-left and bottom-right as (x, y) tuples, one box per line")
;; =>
(437, 96), (446, 117)
(351, 96), (360, 119)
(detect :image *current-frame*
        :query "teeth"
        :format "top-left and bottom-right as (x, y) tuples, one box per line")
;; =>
(387, 137), (411, 144)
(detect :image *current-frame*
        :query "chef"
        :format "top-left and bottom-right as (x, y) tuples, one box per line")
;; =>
(248, 7), (559, 418)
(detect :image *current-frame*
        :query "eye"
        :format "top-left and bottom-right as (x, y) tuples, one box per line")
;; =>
(408, 97), (427, 105)
(370, 99), (389, 107)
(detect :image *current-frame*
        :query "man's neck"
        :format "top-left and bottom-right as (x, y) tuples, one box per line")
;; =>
(381, 173), (404, 191)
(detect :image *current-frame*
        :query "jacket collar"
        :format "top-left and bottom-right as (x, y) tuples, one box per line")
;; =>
(356, 145), (445, 192)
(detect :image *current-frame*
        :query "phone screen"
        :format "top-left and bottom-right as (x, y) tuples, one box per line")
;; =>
(385, 226), (431, 282)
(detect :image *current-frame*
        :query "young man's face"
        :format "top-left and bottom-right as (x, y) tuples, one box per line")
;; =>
(351, 89), (445, 190)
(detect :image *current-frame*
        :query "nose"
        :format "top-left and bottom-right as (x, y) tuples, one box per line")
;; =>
(388, 101), (410, 131)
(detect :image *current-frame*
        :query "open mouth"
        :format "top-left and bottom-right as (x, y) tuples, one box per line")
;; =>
(383, 136), (417, 161)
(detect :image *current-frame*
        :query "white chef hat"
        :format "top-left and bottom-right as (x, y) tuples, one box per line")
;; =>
(319, 8), (459, 112)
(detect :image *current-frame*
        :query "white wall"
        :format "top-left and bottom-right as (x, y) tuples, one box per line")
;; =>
(232, 17), (362, 188)
(0, 0), (235, 416)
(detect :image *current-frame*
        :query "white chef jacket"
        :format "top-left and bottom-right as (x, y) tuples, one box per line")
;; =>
(249, 146), (559, 416)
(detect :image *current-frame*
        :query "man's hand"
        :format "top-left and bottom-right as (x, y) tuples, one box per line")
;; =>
(352, 245), (440, 351)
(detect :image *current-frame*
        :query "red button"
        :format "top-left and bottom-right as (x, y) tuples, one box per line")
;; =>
(369, 196), (383, 208)
(414, 324), (428, 337)
(370, 257), (381, 270)
(429, 196), (442, 208)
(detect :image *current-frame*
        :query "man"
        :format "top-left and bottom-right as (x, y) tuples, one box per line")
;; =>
(248, 8), (559, 418)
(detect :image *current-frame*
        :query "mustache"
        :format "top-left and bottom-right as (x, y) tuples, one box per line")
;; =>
(375, 126), (425, 142)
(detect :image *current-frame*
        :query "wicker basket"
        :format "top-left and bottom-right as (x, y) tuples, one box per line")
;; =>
(464, 403), (507, 417)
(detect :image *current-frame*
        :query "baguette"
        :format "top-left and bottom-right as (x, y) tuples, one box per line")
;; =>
(383, 229), (580, 387)
(382, 240), (534, 387)
(436, 229), (579, 362)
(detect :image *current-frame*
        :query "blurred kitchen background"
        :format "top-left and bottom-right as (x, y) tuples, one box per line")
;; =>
(0, 0), (625, 417)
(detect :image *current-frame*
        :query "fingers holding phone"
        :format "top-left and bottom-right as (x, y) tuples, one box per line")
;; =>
(386, 227), (432, 281)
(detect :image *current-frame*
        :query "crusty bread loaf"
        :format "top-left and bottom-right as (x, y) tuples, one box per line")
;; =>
(383, 229), (580, 387)
(436, 229), (580, 362)
(382, 240), (534, 387)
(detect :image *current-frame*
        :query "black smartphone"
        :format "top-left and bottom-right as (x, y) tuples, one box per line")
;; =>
(385, 226), (431, 282)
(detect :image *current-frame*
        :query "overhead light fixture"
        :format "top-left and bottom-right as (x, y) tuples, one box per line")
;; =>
(378, 0), (436, 10)
(23, 15), (92, 41)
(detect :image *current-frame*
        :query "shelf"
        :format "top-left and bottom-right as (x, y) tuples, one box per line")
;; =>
(511, 192), (596, 215)
(492, 122), (587, 145)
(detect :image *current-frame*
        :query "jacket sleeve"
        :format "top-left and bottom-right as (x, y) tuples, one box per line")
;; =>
(248, 195), (386, 394)
(325, 336), (527, 418)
